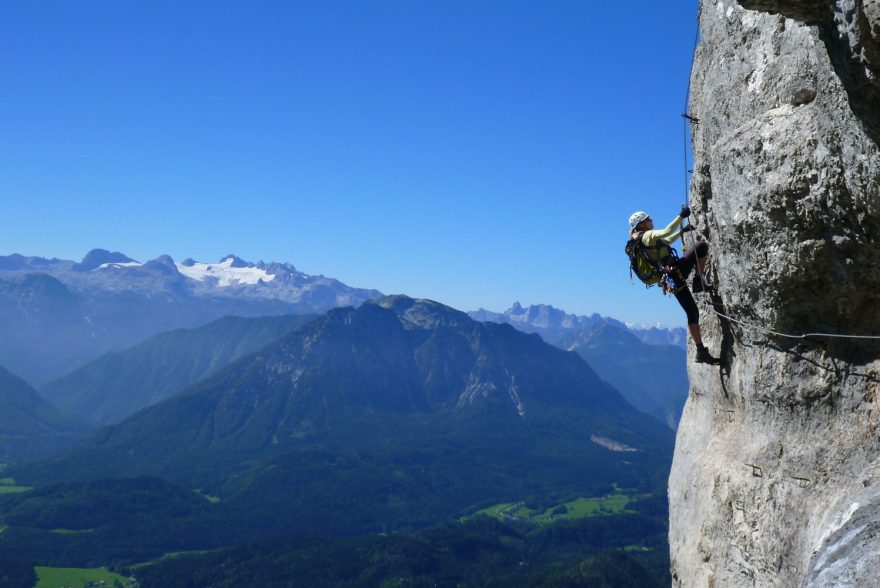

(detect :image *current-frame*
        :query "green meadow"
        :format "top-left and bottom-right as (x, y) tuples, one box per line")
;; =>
(472, 493), (636, 524)
(34, 566), (131, 588)
(0, 477), (31, 494)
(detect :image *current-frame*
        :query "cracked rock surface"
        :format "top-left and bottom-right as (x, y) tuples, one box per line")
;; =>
(668, 1), (880, 586)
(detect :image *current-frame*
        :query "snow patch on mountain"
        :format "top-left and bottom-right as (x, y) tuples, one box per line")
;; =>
(175, 257), (276, 287)
(96, 262), (143, 270)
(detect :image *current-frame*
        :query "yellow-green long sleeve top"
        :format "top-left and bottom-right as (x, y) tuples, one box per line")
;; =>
(636, 215), (682, 246)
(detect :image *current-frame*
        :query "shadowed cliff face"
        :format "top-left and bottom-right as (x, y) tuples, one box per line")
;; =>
(669, 1), (880, 586)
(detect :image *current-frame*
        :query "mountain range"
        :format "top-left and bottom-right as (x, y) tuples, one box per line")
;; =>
(12, 296), (673, 536)
(0, 249), (687, 389)
(32, 298), (688, 441)
(0, 249), (380, 385)
(469, 302), (687, 350)
(30, 303), (687, 458)
(0, 250), (381, 307)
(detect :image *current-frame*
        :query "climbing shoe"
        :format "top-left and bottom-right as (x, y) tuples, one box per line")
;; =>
(692, 274), (705, 293)
(695, 344), (720, 365)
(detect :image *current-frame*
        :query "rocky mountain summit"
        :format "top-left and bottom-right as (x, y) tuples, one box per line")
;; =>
(669, 1), (880, 586)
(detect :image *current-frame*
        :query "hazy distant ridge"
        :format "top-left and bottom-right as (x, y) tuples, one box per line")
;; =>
(0, 366), (90, 463)
(41, 314), (318, 425)
(0, 249), (380, 385)
(469, 302), (687, 349)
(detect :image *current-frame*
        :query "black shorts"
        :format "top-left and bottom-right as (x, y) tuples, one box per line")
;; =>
(675, 240), (709, 280)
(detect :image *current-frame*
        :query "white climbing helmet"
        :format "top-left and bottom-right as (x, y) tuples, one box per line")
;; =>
(629, 211), (650, 230)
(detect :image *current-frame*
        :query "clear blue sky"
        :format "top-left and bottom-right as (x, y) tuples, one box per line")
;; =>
(1, 0), (700, 326)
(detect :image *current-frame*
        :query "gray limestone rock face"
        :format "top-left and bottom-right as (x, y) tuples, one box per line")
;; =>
(668, 1), (880, 586)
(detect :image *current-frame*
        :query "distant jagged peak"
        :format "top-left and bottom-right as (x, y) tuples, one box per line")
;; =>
(73, 249), (138, 272)
(260, 260), (298, 275)
(505, 301), (602, 320)
(505, 301), (584, 323)
(476, 301), (615, 332)
(192, 254), (296, 275)
(467, 301), (686, 349)
(0, 253), (64, 271)
(219, 254), (252, 268)
(217, 255), (299, 276)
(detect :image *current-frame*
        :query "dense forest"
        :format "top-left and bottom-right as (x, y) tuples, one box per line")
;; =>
(132, 516), (670, 587)
(0, 475), (670, 586)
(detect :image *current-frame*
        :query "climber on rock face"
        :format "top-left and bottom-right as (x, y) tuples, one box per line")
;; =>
(628, 206), (720, 365)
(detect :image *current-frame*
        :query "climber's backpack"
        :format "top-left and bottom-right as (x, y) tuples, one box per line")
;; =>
(625, 233), (678, 288)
